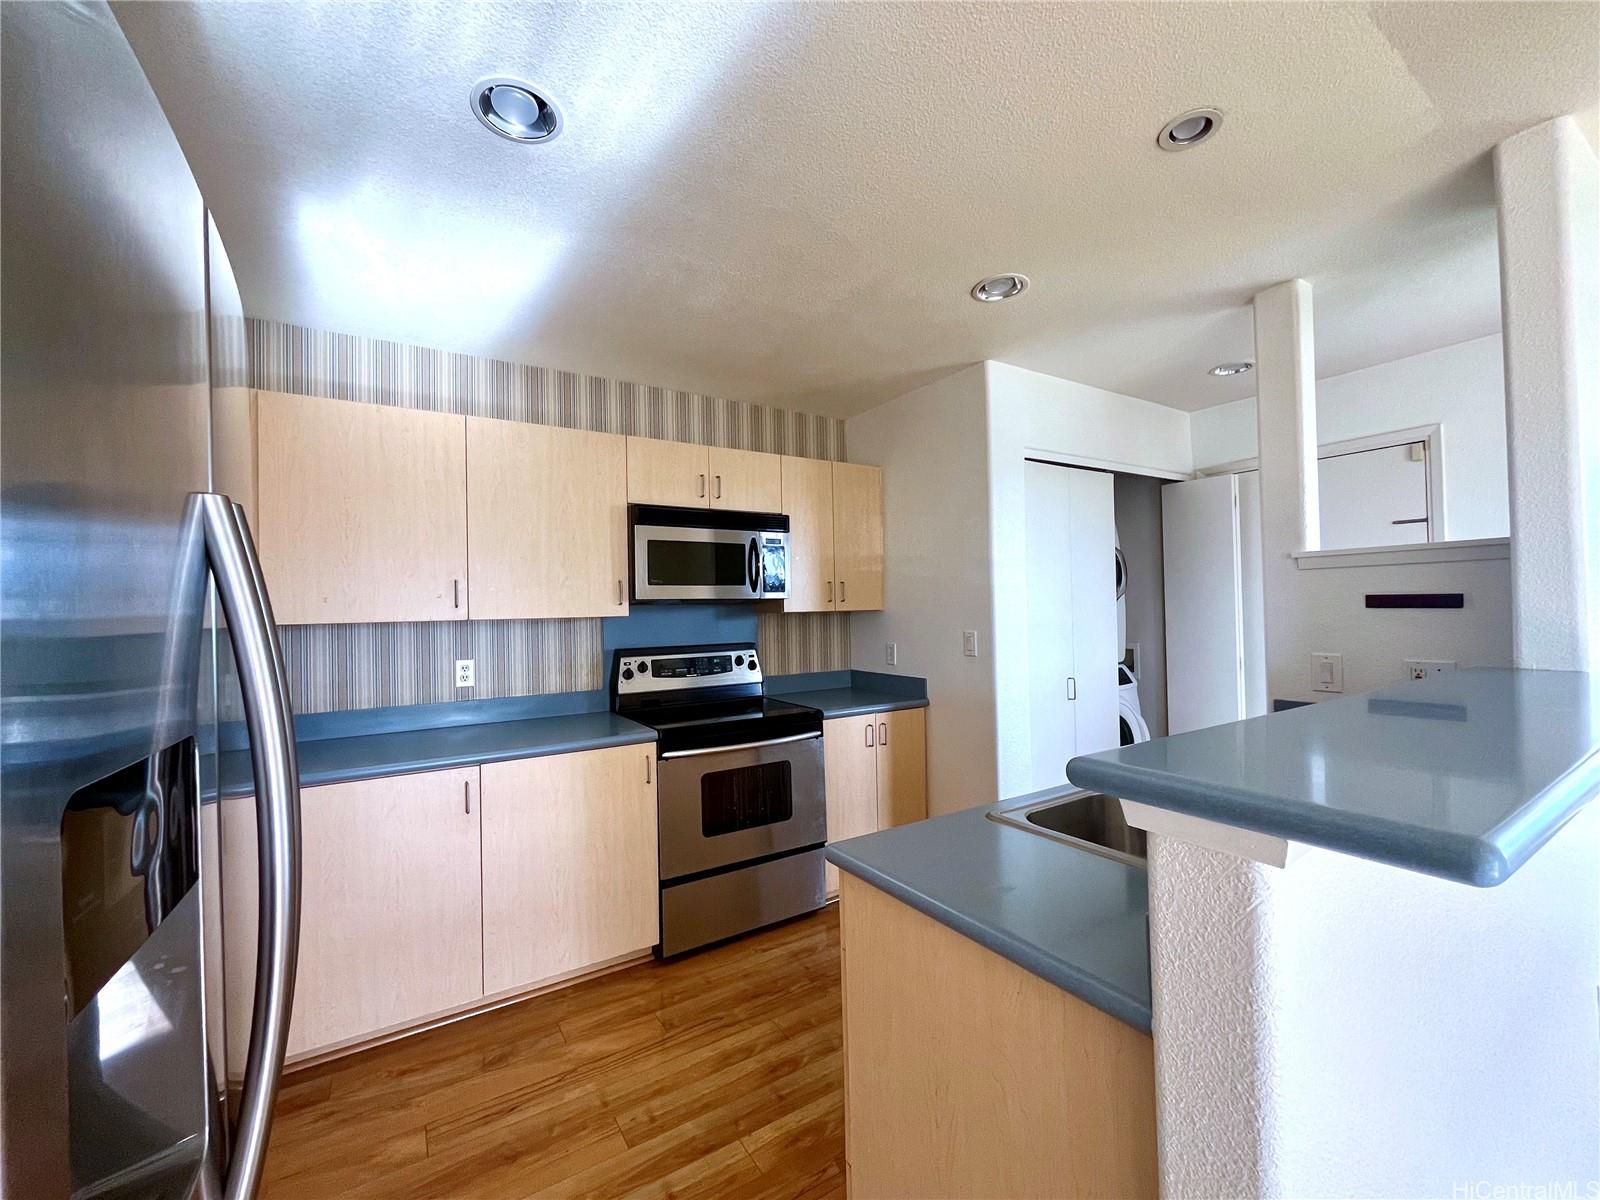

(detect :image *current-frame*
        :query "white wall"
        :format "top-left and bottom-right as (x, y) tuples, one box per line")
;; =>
(849, 359), (1193, 810)
(986, 361), (1192, 798)
(1190, 334), (1511, 540)
(846, 366), (998, 817)
(1113, 474), (1168, 736)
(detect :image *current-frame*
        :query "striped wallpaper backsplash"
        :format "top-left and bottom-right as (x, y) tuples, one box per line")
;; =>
(250, 319), (851, 714)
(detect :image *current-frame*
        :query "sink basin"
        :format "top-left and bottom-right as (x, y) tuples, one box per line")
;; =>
(987, 790), (1147, 867)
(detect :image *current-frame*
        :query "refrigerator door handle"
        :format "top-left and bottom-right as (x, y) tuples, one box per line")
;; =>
(196, 493), (302, 1200)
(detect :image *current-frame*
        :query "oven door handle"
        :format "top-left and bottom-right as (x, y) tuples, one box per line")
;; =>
(659, 732), (821, 760)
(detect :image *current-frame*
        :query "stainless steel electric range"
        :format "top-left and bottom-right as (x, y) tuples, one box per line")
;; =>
(612, 643), (827, 956)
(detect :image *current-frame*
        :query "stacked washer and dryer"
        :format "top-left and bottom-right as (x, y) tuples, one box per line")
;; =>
(1114, 532), (1152, 745)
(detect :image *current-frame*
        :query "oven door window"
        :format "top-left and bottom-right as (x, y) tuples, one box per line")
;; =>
(701, 760), (794, 837)
(647, 537), (749, 587)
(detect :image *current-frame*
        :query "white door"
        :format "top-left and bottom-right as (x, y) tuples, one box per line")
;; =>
(1023, 462), (1117, 791)
(1162, 474), (1247, 734)
(1318, 442), (1430, 549)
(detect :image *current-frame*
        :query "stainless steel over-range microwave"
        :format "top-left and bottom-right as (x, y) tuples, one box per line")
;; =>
(630, 505), (789, 602)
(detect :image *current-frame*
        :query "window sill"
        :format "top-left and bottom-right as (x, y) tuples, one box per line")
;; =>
(1291, 537), (1510, 570)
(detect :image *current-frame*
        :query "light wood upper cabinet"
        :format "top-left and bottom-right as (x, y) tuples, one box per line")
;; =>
(627, 436), (710, 507)
(256, 390), (468, 625)
(781, 455), (837, 612)
(875, 707), (927, 829)
(480, 745), (659, 995)
(467, 418), (628, 619)
(708, 446), (782, 512)
(221, 768), (484, 1060)
(832, 461), (884, 611)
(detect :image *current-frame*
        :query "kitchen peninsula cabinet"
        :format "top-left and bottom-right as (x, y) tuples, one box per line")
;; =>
(256, 389), (468, 625)
(467, 417), (629, 618)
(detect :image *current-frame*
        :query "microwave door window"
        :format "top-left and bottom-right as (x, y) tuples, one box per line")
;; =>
(647, 538), (749, 587)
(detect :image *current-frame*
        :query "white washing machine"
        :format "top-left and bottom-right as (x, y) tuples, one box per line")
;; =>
(1118, 664), (1151, 745)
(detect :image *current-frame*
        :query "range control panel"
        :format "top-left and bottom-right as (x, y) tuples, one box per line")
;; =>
(615, 644), (762, 696)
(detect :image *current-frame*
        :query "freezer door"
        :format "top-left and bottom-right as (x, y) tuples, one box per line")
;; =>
(1, 2), (211, 1195)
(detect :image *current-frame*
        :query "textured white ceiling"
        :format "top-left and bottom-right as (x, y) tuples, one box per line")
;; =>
(114, 1), (1598, 416)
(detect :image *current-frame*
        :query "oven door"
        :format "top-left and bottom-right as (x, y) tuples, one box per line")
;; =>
(633, 524), (762, 602)
(656, 734), (825, 879)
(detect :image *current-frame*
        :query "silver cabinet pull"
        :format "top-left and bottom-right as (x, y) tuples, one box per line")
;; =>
(1067, 676), (1077, 701)
(827, 580), (834, 604)
(196, 493), (301, 1200)
(698, 473), (706, 498)
(840, 579), (847, 604)
(616, 578), (624, 606)
(714, 474), (722, 500)
(879, 720), (888, 745)
(453, 578), (460, 609)
(644, 754), (652, 785)
(865, 721), (875, 748)
(464, 779), (471, 814)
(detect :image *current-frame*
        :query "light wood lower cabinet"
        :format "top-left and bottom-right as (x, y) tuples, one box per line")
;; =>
(839, 874), (1158, 1198)
(824, 707), (928, 895)
(479, 744), (660, 995)
(221, 767), (484, 1062)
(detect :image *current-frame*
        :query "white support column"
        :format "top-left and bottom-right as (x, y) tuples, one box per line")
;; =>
(1494, 114), (1600, 671)
(1252, 278), (1319, 701)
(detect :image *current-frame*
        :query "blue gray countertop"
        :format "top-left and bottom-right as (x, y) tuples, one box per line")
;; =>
(1067, 668), (1600, 887)
(220, 670), (928, 798)
(826, 802), (1152, 1032)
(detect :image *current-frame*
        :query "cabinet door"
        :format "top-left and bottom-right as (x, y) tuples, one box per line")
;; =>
(467, 418), (628, 618)
(781, 455), (837, 612)
(708, 446), (782, 512)
(256, 390), (468, 625)
(823, 716), (880, 895)
(627, 437), (710, 507)
(832, 462), (884, 611)
(221, 768), (483, 1060)
(480, 745), (659, 995)
(874, 708), (928, 829)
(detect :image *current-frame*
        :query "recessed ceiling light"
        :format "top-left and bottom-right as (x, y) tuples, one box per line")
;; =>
(971, 274), (1030, 303)
(1209, 361), (1254, 377)
(1158, 107), (1222, 151)
(470, 77), (563, 143)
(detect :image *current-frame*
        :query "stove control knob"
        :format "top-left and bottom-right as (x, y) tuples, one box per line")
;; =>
(637, 661), (649, 674)
(621, 668), (634, 681)
(734, 655), (744, 667)
(747, 657), (758, 670)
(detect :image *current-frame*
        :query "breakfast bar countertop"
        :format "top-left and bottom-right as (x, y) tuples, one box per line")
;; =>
(826, 801), (1152, 1032)
(1067, 667), (1600, 887)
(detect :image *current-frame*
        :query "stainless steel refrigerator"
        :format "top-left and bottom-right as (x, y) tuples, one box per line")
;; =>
(2, 4), (302, 1197)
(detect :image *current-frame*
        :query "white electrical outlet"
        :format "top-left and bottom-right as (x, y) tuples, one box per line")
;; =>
(963, 630), (978, 658)
(885, 642), (898, 666)
(455, 658), (476, 688)
(1405, 658), (1457, 681)
(1311, 652), (1343, 693)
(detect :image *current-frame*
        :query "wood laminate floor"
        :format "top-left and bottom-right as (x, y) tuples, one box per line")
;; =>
(261, 905), (845, 1199)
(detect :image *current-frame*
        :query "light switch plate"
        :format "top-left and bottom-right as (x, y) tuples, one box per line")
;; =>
(885, 642), (898, 666)
(455, 659), (476, 688)
(1311, 652), (1343, 693)
(962, 630), (978, 658)
(1405, 658), (1457, 681)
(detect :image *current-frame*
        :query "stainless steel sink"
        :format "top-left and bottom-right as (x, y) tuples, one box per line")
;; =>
(987, 789), (1147, 867)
